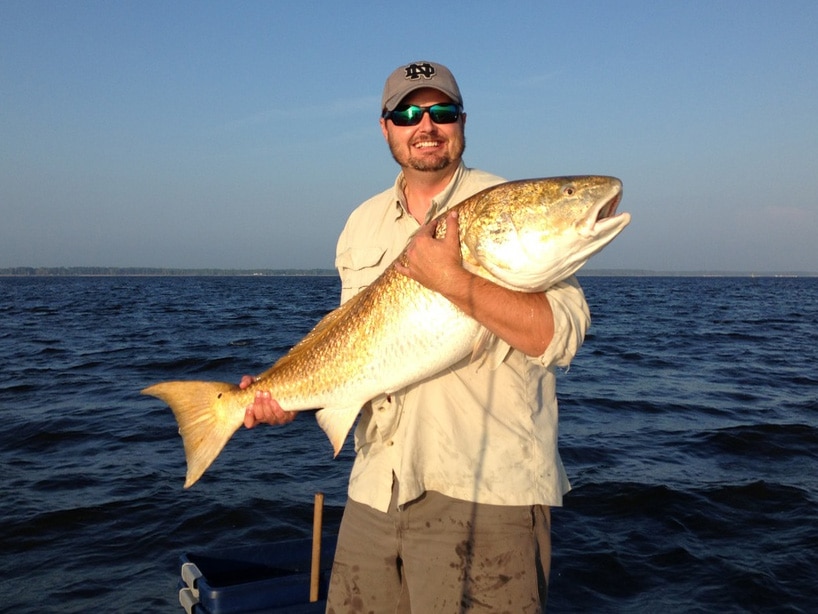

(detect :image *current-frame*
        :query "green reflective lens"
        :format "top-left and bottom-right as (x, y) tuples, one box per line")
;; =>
(384, 103), (461, 126)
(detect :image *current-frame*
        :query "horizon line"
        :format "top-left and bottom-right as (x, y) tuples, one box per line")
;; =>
(1, 266), (816, 278)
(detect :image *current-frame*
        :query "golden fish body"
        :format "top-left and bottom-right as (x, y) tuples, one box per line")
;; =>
(142, 176), (630, 487)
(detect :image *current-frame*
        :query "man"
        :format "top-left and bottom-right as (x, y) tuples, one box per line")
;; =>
(243, 61), (590, 612)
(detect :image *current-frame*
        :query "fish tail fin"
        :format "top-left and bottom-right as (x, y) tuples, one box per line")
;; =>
(141, 380), (243, 488)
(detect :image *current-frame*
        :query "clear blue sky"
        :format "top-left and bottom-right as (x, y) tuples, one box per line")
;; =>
(2, 1), (816, 273)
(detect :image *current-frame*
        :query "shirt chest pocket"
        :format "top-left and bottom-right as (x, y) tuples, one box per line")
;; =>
(336, 246), (388, 300)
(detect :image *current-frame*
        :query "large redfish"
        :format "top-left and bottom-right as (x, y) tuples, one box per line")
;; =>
(142, 176), (630, 487)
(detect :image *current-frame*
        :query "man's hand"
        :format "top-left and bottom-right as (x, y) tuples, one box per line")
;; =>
(394, 209), (555, 357)
(239, 375), (297, 429)
(394, 210), (465, 293)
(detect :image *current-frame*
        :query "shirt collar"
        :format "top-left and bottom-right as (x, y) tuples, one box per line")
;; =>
(391, 161), (468, 222)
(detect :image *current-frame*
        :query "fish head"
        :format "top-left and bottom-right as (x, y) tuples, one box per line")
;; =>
(459, 176), (630, 290)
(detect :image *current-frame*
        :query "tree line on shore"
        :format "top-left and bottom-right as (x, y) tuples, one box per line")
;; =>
(0, 267), (337, 277)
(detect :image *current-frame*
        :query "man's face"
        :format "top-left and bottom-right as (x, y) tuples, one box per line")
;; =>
(380, 87), (466, 173)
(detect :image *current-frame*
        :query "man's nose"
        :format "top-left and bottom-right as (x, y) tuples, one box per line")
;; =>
(416, 110), (436, 130)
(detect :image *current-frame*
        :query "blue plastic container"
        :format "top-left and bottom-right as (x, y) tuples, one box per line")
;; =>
(178, 536), (336, 614)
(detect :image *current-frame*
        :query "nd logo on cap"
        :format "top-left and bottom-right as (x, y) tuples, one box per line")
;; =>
(404, 62), (436, 80)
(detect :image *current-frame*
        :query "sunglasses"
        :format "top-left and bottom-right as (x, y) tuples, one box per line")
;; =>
(382, 103), (462, 126)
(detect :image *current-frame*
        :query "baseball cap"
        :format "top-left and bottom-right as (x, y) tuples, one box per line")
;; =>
(381, 61), (463, 112)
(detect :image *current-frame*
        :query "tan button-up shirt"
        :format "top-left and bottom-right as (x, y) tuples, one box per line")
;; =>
(335, 162), (590, 512)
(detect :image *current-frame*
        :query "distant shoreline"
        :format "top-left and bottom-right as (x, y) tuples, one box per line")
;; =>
(1, 267), (815, 278)
(0, 267), (338, 277)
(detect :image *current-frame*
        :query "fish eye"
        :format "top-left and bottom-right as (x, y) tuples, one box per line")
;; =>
(563, 185), (575, 196)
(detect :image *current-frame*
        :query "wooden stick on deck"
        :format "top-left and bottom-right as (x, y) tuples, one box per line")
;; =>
(310, 492), (324, 603)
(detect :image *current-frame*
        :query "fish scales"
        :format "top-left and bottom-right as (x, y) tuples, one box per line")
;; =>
(254, 268), (475, 410)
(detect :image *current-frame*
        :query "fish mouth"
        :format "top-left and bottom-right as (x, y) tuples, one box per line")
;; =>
(598, 190), (622, 221)
(582, 179), (629, 236)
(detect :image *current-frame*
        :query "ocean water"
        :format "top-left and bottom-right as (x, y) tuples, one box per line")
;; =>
(1, 275), (816, 613)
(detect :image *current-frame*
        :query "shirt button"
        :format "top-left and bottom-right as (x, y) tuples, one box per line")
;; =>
(386, 440), (394, 446)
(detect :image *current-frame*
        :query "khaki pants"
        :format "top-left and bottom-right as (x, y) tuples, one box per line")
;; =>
(326, 483), (551, 613)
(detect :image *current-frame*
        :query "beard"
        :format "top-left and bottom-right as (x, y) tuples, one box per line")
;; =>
(387, 131), (466, 172)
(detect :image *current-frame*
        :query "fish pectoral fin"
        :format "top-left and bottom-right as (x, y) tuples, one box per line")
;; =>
(469, 328), (511, 370)
(141, 380), (243, 488)
(314, 405), (361, 457)
(470, 327), (493, 363)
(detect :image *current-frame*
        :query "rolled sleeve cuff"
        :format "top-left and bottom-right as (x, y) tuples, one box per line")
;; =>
(537, 276), (590, 368)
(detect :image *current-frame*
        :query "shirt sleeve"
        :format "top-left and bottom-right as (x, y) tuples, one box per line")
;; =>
(536, 276), (591, 368)
(477, 276), (590, 371)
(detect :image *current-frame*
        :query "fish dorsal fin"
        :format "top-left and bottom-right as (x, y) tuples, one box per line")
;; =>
(255, 293), (362, 378)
